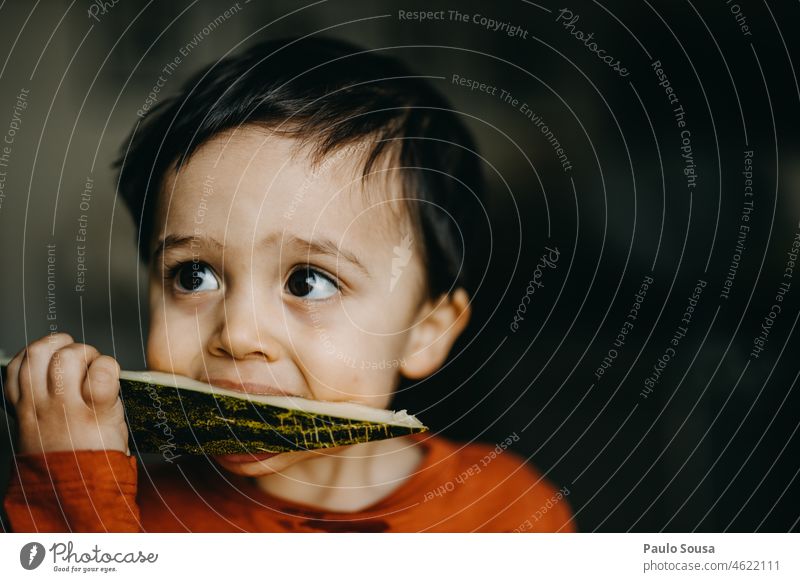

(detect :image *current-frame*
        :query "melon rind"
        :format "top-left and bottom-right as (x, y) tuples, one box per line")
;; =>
(0, 358), (427, 455)
(119, 369), (426, 455)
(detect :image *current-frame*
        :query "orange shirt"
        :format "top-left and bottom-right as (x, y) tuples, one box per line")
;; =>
(4, 433), (576, 532)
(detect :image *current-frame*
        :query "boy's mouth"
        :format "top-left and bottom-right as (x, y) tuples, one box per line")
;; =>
(206, 377), (295, 397)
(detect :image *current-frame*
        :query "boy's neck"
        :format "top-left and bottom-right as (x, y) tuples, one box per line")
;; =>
(251, 436), (425, 513)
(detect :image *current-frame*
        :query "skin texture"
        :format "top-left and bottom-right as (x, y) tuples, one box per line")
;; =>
(4, 127), (471, 512)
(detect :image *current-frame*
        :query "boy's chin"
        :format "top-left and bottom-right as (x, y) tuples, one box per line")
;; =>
(212, 450), (309, 477)
(211, 446), (350, 477)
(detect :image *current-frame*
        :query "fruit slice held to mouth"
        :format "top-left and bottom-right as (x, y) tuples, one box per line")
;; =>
(119, 369), (427, 457)
(0, 357), (428, 457)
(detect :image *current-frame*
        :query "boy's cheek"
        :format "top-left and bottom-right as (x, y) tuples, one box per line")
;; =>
(145, 312), (167, 370)
(145, 307), (197, 375)
(299, 337), (401, 408)
(320, 371), (395, 408)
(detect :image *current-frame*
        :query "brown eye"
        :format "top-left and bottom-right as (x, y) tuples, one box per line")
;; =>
(174, 261), (219, 292)
(286, 268), (338, 299)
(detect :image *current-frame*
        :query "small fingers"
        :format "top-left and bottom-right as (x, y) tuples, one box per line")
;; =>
(16, 333), (74, 405)
(48, 343), (101, 402)
(82, 355), (121, 410)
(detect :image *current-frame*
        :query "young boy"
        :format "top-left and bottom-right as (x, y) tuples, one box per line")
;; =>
(2, 37), (575, 532)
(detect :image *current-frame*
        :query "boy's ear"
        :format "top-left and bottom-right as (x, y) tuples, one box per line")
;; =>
(400, 288), (471, 380)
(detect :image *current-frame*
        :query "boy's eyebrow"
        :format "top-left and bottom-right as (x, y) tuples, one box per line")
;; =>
(152, 233), (223, 260)
(279, 234), (370, 277)
(153, 232), (370, 276)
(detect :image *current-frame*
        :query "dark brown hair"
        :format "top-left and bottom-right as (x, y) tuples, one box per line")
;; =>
(115, 36), (486, 298)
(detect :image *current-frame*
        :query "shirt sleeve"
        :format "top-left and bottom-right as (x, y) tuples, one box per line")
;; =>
(3, 450), (142, 532)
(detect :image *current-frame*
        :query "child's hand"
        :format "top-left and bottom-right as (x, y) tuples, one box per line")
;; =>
(3, 333), (129, 455)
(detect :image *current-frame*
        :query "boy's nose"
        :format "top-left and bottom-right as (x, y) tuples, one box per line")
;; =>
(208, 293), (284, 363)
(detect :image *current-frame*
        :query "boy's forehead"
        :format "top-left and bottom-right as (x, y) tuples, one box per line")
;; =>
(157, 128), (410, 246)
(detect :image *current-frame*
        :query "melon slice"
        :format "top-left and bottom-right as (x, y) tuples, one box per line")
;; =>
(0, 357), (427, 456)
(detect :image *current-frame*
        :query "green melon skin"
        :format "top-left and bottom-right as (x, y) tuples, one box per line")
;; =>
(120, 376), (426, 456)
(0, 358), (427, 457)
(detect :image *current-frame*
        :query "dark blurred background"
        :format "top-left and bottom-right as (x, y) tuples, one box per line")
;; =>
(1, 0), (798, 532)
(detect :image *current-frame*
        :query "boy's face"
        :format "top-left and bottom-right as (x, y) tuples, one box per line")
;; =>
(145, 127), (469, 476)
